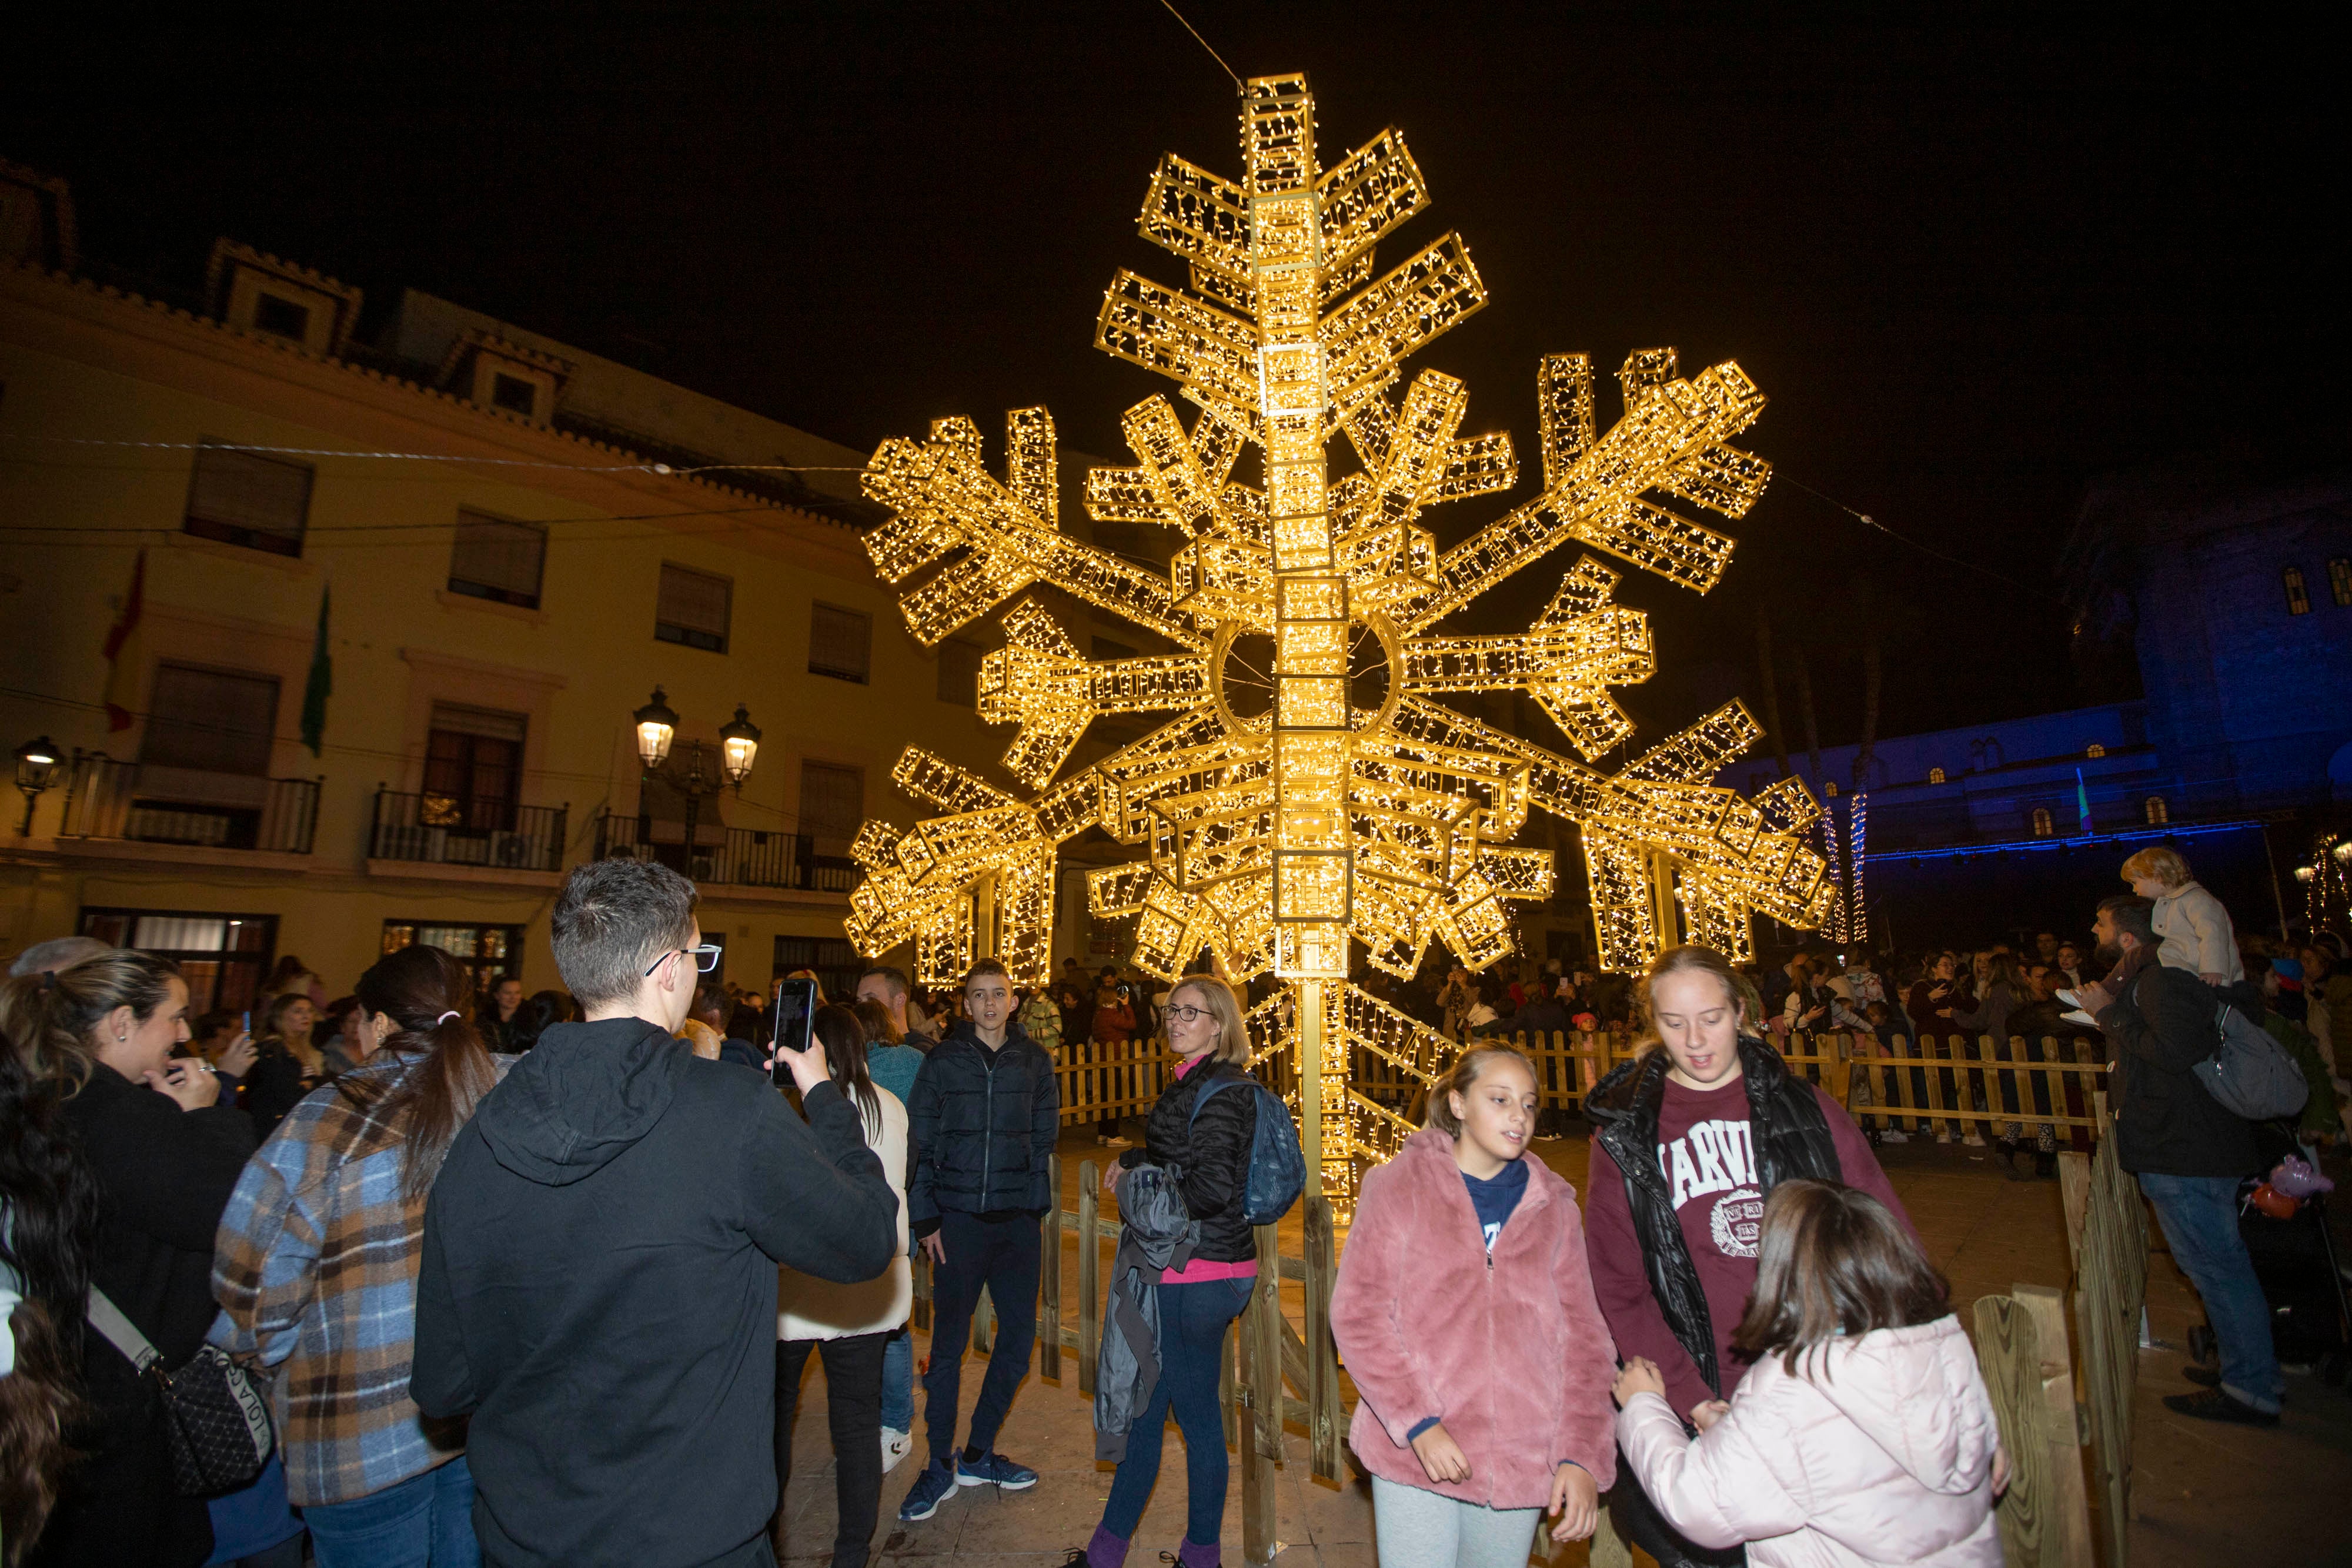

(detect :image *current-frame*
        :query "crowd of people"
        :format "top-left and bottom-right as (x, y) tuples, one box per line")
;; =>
(0, 838), (2337, 1567)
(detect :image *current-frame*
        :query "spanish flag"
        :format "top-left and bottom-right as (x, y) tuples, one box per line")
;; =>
(100, 548), (146, 731)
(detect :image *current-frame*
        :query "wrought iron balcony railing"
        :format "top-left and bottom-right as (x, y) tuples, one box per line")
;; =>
(592, 810), (857, 892)
(371, 789), (569, 874)
(56, 753), (321, 855)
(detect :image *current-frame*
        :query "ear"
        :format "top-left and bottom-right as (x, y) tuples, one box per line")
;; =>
(103, 1003), (138, 1043)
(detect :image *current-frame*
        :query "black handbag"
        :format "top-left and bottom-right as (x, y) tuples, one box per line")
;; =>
(86, 1286), (273, 1495)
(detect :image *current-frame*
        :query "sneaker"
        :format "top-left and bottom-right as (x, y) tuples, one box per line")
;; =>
(1104, 1135), (1133, 1149)
(881, 1426), (913, 1473)
(956, 1450), (1039, 1490)
(1936, 1131), (1953, 1144)
(2161, 1388), (2278, 1426)
(1880, 1129), (1910, 1143)
(899, 1459), (957, 1521)
(1962, 1133), (1986, 1147)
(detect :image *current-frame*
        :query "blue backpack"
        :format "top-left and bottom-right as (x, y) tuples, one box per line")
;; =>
(1188, 1066), (1308, 1225)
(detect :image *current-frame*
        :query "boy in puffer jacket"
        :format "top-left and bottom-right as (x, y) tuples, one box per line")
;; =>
(1613, 1180), (2004, 1567)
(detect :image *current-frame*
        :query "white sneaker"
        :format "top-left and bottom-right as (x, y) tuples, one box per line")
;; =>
(1935, 1131), (1953, 1144)
(1104, 1135), (1133, 1149)
(881, 1427), (912, 1473)
(1880, 1129), (1909, 1143)
(1962, 1133), (1986, 1147)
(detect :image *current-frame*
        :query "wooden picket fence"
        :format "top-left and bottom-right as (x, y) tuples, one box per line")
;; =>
(1970, 1095), (2150, 1568)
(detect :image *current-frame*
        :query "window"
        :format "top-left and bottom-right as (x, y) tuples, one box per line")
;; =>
(2283, 566), (2311, 615)
(141, 664), (279, 774)
(448, 510), (546, 608)
(184, 441), (313, 556)
(798, 760), (864, 850)
(490, 373), (537, 417)
(808, 603), (871, 683)
(252, 292), (311, 342)
(424, 705), (526, 830)
(1928, 766), (1947, 784)
(1823, 780), (1838, 797)
(655, 562), (731, 652)
(382, 920), (522, 995)
(2031, 807), (2053, 837)
(2330, 557), (2351, 607)
(2086, 743), (2106, 758)
(938, 640), (983, 706)
(774, 935), (862, 1004)
(2145, 795), (2169, 825)
(79, 907), (275, 1013)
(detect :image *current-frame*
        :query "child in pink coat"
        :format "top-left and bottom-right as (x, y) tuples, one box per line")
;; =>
(1331, 1044), (1619, 1567)
(1613, 1179), (2005, 1567)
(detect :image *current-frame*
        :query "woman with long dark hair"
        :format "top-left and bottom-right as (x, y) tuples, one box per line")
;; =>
(211, 943), (509, 1566)
(0, 950), (256, 1567)
(773, 1004), (909, 1568)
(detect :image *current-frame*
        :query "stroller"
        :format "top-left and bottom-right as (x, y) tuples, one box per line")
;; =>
(2185, 1126), (2352, 1388)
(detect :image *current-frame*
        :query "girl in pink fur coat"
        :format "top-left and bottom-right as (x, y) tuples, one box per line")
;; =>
(1613, 1180), (2007, 1567)
(1330, 1045), (1619, 1567)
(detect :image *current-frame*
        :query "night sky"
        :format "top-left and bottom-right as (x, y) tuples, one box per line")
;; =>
(6, 5), (2341, 753)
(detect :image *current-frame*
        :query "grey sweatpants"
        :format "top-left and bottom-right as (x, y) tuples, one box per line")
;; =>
(1371, 1475), (1543, 1568)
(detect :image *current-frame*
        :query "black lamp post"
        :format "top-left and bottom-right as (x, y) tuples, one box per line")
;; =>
(14, 736), (61, 837)
(632, 689), (760, 876)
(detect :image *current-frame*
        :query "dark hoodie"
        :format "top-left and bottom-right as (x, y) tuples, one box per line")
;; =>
(412, 1018), (896, 1568)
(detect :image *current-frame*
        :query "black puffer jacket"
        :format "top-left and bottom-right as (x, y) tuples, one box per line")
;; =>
(907, 1020), (1060, 1233)
(1583, 1038), (1839, 1396)
(1118, 1058), (1259, 1264)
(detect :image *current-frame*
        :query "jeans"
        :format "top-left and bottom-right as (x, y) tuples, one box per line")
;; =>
(779, 1332), (888, 1568)
(1101, 1276), (1253, 1546)
(880, 1325), (915, 1432)
(924, 1211), (1041, 1463)
(2139, 1172), (2283, 1411)
(303, 1455), (479, 1568)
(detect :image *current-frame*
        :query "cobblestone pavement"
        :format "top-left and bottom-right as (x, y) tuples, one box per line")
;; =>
(770, 1127), (2352, 1567)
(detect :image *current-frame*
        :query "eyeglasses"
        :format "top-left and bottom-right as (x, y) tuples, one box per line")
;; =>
(644, 943), (723, 978)
(1165, 1003), (1211, 1024)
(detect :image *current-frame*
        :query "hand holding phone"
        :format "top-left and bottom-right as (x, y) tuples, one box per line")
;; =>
(767, 978), (827, 1094)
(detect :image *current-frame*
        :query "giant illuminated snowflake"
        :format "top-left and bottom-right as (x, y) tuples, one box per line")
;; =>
(844, 73), (1834, 1201)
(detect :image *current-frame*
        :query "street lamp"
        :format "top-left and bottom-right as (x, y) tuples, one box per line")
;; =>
(629, 690), (757, 879)
(14, 736), (61, 836)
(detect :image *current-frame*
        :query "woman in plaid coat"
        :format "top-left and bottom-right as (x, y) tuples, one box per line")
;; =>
(211, 944), (510, 1566)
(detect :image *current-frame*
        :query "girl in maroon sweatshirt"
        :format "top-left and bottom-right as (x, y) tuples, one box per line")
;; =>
(1331, 1044), (1619, 1567)
(1582, 945), (1913, 1568)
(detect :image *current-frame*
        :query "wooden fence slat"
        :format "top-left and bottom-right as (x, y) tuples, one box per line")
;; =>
(1039, 1152), (1061, 1382)
(1976, 1292), (2056, 1567)
(2016, 1283), (2097, 1568)
(1238, 1221), (1284, 1567)
(1302, 1193), (1345, 1485)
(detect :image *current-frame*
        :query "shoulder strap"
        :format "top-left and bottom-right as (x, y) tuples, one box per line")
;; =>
(1185, 1065), (1251, 1127)
(85, 1286), (162, 1373)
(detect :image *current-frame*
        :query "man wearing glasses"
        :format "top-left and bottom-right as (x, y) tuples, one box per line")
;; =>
(415, 858), (899, 1567)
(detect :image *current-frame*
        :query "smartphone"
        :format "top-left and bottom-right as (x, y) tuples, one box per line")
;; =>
(241, 1010), (252, 1035)
(771, 977), (818, 1085)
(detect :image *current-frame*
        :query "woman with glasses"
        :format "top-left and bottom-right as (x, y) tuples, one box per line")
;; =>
(1063, 975), (1257, 1568)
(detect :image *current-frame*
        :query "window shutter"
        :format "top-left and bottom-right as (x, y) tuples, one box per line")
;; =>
(798, 761), (865, 847)
(808, 603), (872, 682)
(141, 666), (281, 774)
(656, 564), (732, 651)
(186, 444), (313, 548)
(428, 703), (527, 743)
(449, 511), (546, 604)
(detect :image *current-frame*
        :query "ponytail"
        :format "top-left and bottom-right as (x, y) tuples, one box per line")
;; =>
(340, 947), (499, 1199)
(0, 951), (181, 1096)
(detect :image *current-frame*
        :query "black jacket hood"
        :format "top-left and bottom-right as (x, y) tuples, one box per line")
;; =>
(473, 1017), (683, 1186)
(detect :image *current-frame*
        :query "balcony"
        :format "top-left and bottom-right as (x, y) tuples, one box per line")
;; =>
(371, 789), (569, 874)
(57, 753), (321, 855)
(593, 810), (857, 894)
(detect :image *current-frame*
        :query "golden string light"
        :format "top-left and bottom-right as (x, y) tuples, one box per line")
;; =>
(841, 73), (1834, 1208)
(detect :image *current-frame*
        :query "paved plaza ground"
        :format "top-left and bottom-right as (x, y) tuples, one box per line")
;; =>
(774, 1126), (2352, 1568)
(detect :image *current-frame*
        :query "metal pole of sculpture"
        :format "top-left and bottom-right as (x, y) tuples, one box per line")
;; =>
(842, 73), (1836, 1212)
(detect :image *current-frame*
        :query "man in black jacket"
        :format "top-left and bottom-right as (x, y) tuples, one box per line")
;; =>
(897, 957), (1060, 1524)
(413, 860), (898, 1567)
(2083, 893), (2279, 1426)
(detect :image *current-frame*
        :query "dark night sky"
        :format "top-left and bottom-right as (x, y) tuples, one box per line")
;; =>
(6, 4), (2343, 751)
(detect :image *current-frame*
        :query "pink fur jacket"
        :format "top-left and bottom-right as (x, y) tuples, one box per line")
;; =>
(1329, 1128), (1619, 1507)
(1618, 1316), (2003, 1567)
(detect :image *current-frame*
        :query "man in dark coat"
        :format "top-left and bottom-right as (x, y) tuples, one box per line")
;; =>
(2082, 894), (2278, 1425)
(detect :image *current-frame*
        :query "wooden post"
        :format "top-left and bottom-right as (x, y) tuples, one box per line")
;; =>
(973, 1284), (993, 1356)
(1238, 1221), (1284, 1566)
(1040, 1152), (1063, 1382)
(911, 1248), (931, 1332)
(2058, 1152), (2092, 1272)
(1302, 1194), (1344, 1485)
(1588, 1506), (1634, 1568)
(2016, 1283), (2097, 1568)
(1221, 1315), (1240, 1450)
(1077, 1158), (1101, 1398)
(1924, 1034), (1950, 1135)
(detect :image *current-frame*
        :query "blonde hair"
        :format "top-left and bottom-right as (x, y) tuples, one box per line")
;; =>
(1426, 1043), (1535, 1136)
(1635, 944), (1748, 1055)
(2120, 846), (2190, 890)
(1168, 976), (1250, 1065)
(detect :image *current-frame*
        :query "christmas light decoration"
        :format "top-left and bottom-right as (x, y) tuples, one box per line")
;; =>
(842, 73), (1833, 1208)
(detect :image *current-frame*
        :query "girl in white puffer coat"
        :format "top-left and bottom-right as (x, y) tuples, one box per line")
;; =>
(1612, 1179), (2006, 1568)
